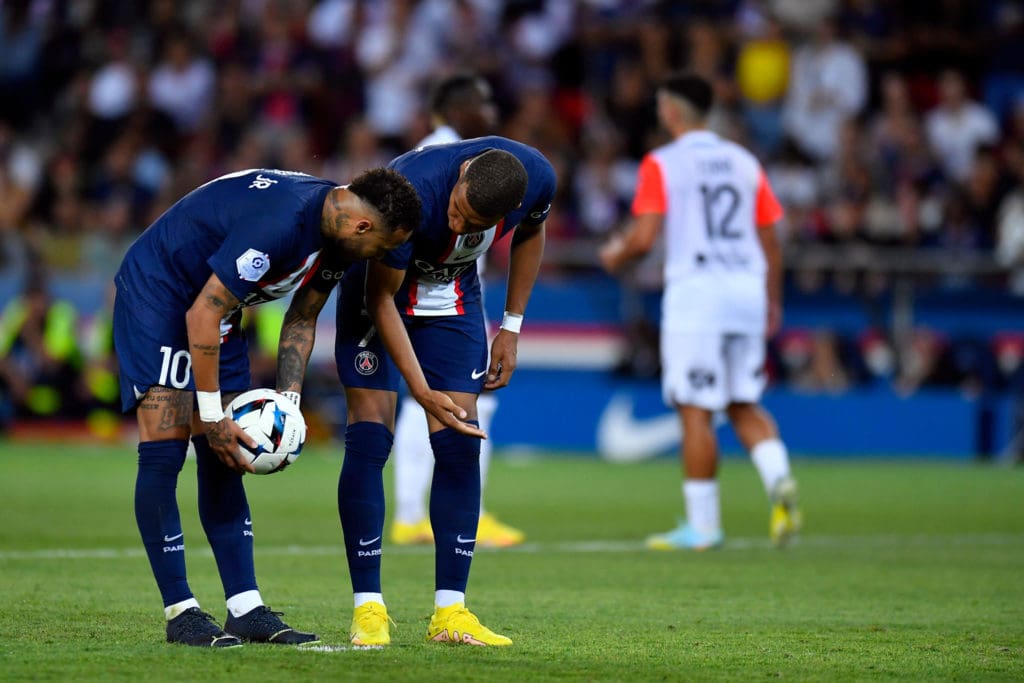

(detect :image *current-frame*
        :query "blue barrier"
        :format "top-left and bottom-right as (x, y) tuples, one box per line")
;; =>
(489, 368), (1012, 459)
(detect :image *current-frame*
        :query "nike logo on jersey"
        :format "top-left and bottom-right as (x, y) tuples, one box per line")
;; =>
(359, 536), (381, 546)
(471, 369), (487, 380)
(244, 518), (252, 526)
(163, 533), (184, 542)
(456, 535), (475, 544)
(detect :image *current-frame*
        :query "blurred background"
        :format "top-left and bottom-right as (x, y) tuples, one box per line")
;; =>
(1, 0), (1023, 461)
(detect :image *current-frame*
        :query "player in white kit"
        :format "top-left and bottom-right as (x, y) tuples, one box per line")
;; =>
(390, 74), (525, 548)
(601, 72), (801, 549)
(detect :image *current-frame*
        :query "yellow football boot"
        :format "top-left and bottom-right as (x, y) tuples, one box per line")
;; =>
(349, 602), (392, 646)
(475, 512), (525, 548)
(390, 518), (434, 545)
(426, 604), (511, 646)
(769, 477), (802, 548)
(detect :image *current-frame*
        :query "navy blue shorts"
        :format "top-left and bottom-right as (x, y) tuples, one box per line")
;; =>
(113, 276), (250, 413)
(334, 269), (487, 395)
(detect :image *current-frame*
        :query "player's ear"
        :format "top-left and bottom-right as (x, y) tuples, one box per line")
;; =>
(353, 218), (373, 235)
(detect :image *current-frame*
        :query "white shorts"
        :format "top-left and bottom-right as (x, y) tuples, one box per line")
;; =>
(660, 331), (767, 410)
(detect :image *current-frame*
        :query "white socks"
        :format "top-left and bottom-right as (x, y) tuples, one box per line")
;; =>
(226, 589), (263, 618)
(393, 397), (434, 524)
(750, 438), (791, 494)
(164, 597), (200, 620)
(355, 592), (384, 608)
(434, 590), (465, 608)
(167, 591), (265, 620)
(683, 479), (720, 533)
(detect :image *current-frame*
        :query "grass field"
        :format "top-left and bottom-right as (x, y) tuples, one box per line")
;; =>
(1, 442), (1022, 682)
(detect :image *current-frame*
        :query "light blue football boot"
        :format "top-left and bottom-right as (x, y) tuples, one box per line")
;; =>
(646, 521), (724, 550)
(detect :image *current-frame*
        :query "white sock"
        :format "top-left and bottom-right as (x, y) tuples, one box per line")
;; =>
(477, 392), (498, 514)
(434, 590), (465, 608)
(226, 589), (263, 618)
(683, 479), (720, 534)
(750, 438), (791, 494)
(164, 597), (200, 621)
(354, 592), (384, 608)
(393, 396), (434, 524)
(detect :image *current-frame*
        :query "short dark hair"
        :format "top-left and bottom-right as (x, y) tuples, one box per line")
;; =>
(463, 149), (528, 218)
(659, 72), (713, 117)
(430, 73), (489, 117)
(348, 167), (422, 234)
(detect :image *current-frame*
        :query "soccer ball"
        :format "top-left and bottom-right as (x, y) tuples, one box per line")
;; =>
(227, 389), (307, 474)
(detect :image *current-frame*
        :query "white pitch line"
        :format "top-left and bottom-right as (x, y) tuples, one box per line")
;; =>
(0, 532), (1021, 561)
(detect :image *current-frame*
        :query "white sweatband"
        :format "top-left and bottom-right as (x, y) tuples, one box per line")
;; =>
(281, 391), (301, 407)
(196, 390), (224, 422)
(500, 312), (523, 334)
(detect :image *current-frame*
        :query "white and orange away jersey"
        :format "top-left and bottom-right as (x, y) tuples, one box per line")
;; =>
(632, 130), (783, 334)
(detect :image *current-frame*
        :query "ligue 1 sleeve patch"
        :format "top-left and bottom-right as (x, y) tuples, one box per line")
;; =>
(236, 248), (271, 281)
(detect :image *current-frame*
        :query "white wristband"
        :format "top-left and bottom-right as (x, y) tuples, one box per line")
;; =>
(500, 312), (523, 334)
(196, 390), (225, 422)
(281, 391), (301, 407)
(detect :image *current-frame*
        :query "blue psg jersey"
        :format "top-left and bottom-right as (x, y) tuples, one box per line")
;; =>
(116, 169), (340, 318)
(384, 136), (556, 316)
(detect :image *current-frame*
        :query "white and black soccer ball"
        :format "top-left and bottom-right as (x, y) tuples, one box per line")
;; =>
(227, 388), (307, 474)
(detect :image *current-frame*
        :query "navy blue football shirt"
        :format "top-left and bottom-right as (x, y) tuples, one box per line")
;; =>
(385, 136), (556, 316)
(116, 169), (343, 319)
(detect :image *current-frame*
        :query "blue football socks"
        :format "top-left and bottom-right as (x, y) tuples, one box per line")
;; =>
(429, 424), (481, 593)
(338, 421), (393, 593)
(135, 439), (191, 607)
(194, 435), (257, 600)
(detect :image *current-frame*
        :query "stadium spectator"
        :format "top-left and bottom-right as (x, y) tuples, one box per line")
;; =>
(601, 73), (801, 550)
(925, 69), (1000, 184)
(782, 16), (868, 161)
(334, 140), (554, 647)
(112, 166), (423, 648)
(0, 269), (82, 421)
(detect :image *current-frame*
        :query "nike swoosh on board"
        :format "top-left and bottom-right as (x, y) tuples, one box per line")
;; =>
(596, 393), (681, 463)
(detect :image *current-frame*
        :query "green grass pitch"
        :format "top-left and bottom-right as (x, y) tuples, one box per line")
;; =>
(1, 442), (1022, 681)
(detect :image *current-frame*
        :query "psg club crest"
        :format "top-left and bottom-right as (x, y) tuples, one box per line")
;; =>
(463, 232), (485, 248)
(355, 350), (379, 376)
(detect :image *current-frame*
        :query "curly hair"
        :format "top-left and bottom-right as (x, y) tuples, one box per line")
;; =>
(463, 149), (528, 219)
(348, 167), (422, 234)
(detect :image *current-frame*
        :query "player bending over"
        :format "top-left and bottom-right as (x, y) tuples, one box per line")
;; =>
(335, 138), (555, 646)
(113, 167), (428, 647)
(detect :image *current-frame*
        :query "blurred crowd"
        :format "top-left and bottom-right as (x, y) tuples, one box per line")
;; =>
(3, 0), (1024, 428)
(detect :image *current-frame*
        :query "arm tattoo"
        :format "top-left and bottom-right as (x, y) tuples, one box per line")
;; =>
(205, 420), (234, 449)
(191, 342), (218, 357)
(205, 292), (228, 310)
(277, 308), (314, 393)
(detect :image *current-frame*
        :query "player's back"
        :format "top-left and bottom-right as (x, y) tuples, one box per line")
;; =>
(649, 131), (775, 333)
(117, 169), (334, 311)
